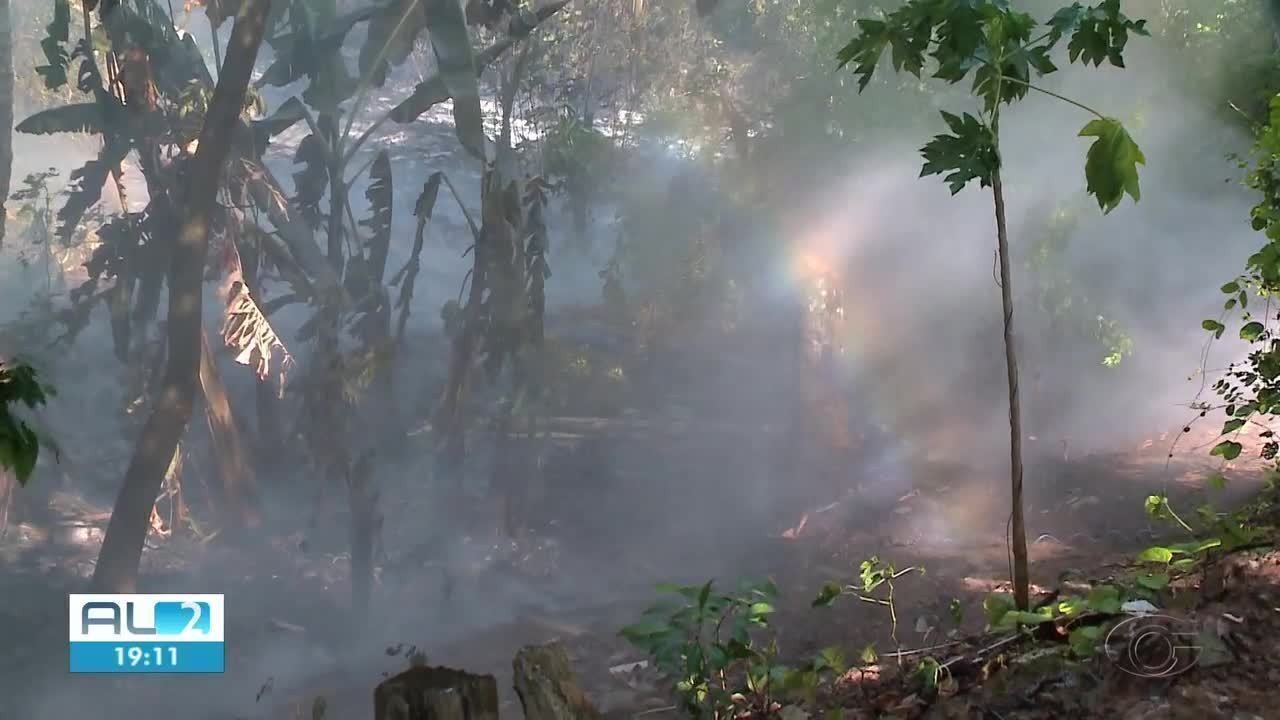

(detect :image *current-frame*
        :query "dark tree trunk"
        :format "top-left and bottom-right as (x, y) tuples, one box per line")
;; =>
(91, 0), (273, 593)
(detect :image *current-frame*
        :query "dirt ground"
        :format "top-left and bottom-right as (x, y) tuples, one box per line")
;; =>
(0, 414), (1267, 720)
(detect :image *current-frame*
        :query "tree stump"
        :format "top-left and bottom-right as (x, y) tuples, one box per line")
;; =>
(374, 665), (500, 720)
(512, 643), (602, 720)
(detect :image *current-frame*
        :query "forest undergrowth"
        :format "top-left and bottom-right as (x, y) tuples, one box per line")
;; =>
(5, 1), (1280, 719)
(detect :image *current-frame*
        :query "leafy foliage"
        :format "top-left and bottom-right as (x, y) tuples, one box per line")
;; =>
(836, 0), (1148, 212)
(0, 362), (56, 486)
(1200, 94), (1280, 468)
(621, 580), (844, 719)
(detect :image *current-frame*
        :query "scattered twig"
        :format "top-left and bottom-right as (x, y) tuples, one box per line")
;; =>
(633, 705), (677, 718)
(940, 632), (1024, 671)
(881, 640), (964, 659)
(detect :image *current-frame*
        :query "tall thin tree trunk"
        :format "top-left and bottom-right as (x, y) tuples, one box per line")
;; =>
(0, 0), (13, 248)
(0, 469), (13, 539)
(91, 0), (273, 593)
(992, 167), (1030, 611)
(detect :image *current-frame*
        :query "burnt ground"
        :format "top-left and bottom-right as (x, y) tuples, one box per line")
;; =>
(0, 413), (1270, 720)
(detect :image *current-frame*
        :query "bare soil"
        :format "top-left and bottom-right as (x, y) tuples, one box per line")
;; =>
(1, 415), (1267, 720)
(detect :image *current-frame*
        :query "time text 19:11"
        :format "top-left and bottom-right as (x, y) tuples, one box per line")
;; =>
(118, 645), (177, 666)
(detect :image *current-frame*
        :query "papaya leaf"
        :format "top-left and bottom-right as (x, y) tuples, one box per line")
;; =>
(920, 111), (997, 194)
(1064, 0), (1149, 68)
(0, 362), (57, 487)
(1079, 117), (1144, 214)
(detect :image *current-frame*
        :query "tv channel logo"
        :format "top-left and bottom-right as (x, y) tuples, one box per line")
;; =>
(68, 594), (225, 674)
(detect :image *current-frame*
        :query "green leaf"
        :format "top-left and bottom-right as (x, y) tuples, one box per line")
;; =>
(1068, 625), (1102, 657)
(1202, 319), (1226, 338)
(816, 646), (846, 674)
(1222, 419), (1246, 435)
(1210, 440), (1243, 461)
(1079, 117), (1144, 214)
(1064, 0), (1148, 68)
(947, 597), (963, 624)
(1169, 538), (1222, 554)
(1241, 321), (1266, 341)
(1, 362), (55, 487)
(836, 19), (892, 91)
(983, 592), (1016, 626)
(1056, 595), (1087, 617)
(1144, 495), (1166, 517)
(997, 611), (1054, 628)
(1208, 472), (1228, 491)
(859, 644), (878, 665)
(707, 644), (730, 671)
(813, 582), (842, 608)
(618, 618), (670, 644)
(920, 111), (998, 194)
(696, 580), (713, 612)
(1137, 546), (1173, 564)
(1085, 584), (1122, 613)
(1222, 281), (1241, 294)
(1136, 572), (1169, 590)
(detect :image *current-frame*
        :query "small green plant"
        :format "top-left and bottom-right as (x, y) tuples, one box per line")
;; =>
(620, 580), (783, 720)
(981, 582), (1129, 658)
(1136, 489), (1266, 585)
(0, 361), (56, 485)
(621, 580), (845, 719)
(813, 556), (923, 660)
(915, 655), (947, 696)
